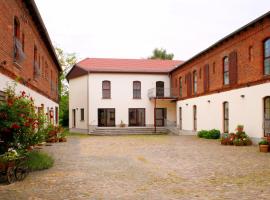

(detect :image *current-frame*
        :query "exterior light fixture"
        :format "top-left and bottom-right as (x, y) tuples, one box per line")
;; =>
(186, 103), (188, 106)
(207, 100), (211, 103)
(241, 95), (245, 98)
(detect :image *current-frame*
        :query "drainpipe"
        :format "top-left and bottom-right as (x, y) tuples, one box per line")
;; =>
(87, 71), (89, 134)
(154, 98), (156, 133)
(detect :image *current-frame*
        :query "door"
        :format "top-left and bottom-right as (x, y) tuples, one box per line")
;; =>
(223, 102), (229, 133)
(155, 108), (166, 127)
(156, 81), (164, 97)
(193, 105), (197, 131)
(98, 108), (115, 127)
(129, 108), (145, 126)
(179, 107), (182, 130)
(72, 109), (76, 128)
(264, 97), (270, 136)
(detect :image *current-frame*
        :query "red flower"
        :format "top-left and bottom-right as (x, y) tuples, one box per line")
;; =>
(24, 122), (30, 127)
(11, 123), (20, 129)
(7, 98), (13, 107)
(21, 91), (26, 97)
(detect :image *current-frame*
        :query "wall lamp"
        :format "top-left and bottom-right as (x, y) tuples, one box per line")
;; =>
(207, 100), (211, 103)
(185, 103), (188, 106)
(241, 95), (245, 98)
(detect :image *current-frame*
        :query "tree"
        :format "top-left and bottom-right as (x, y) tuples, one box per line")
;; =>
(149, 48), (174, 60)
(55, 47), (77, 127)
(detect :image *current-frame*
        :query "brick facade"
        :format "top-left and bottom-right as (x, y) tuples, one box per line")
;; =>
(171, 15), (270, 100)
(0, 0), (61, 103)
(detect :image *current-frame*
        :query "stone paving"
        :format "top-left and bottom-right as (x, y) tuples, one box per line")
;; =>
(0, 135), (270, 200)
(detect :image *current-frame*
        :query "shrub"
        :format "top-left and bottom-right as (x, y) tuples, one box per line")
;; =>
(221, 126), (252, 146)
(26, 151), (54, 171)
(197, 129), (221, 139)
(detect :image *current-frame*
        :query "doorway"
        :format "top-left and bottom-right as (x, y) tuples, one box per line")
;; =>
(155, 108), (166, 127)
(98, 108), (115, 127)
(156, 81), (164, 97)
(72, 109), (76, 128)
(129, 108), (145, 126)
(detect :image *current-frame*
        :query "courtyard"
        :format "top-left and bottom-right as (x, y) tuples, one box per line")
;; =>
(0, 135), (270, 200)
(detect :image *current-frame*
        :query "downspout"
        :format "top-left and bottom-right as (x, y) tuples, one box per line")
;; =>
(87, 71), (90, 134)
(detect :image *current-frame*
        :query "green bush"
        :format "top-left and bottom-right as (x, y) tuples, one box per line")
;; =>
(26, 151), (54, 171)
(197, 129), (220, 139)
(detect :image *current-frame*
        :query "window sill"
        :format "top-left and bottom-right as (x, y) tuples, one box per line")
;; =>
(133, 98), (141, 100)
(102, 98), (111, 99)
(13, 61), (22, 70)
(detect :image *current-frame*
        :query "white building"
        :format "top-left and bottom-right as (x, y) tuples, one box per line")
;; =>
(67, 58), (182, 133)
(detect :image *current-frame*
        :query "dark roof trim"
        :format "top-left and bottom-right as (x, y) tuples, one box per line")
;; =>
(24, 0), (62, 72)
(170, 11), (270, 73)
(66, 65), (88, 81)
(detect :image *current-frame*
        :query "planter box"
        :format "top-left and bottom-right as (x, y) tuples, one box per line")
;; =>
(259, 145), (269, 153)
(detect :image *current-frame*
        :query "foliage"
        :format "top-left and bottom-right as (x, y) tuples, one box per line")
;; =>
(149, 48), (174, 60)
(259, 140), (269, 145)
(55, 47), (77, 127)
(221, 125), (252, 146)
(26, 151), (54, 171)
(197, 129), (220, 139)
(0, 84), (47, 151)
(0, 148), (20, 162)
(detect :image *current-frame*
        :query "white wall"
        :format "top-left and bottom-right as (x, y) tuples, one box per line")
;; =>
(69, 75), (88, 129)
(87, 73), (175, 128)
(0, 73), (59, 123)
(176, 82), (270, 139)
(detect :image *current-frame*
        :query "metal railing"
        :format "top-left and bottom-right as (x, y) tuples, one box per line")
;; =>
(148, 87), (178, 98)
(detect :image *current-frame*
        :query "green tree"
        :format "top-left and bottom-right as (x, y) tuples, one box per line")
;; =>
(149, 48), (174, 60)
(55, 47), (77, 127)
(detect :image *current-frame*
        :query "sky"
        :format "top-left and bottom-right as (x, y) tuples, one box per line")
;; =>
(35, 0), (270, 61)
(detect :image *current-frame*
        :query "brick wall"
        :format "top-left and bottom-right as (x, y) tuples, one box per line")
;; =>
(171, 16), (270, 100)
(0, 0), (60, 103)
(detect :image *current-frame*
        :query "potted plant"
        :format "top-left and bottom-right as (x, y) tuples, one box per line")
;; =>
(236, 125), (244, 133)
(119, 120), (126, 128)
(258, 140), (269, 153)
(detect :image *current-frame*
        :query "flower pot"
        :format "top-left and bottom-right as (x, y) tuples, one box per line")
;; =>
(59, 138), (67, 142)
(259, 144), (269, 153)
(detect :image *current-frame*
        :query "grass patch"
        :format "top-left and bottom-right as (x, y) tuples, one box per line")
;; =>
(26, 151), (54, 171)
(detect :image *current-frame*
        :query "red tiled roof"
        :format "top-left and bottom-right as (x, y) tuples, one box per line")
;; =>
(76, 58), (183, 73)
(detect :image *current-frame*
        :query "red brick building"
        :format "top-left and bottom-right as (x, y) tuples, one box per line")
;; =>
(171, 11), (270, 140)
(0, 0), (62, 124)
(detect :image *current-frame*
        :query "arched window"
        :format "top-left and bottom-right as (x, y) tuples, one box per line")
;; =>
(14, 17), (21, 60)
(223, 102), (229, 133)
(102, 81), (111, 99)
(264, 97), (270, 136)
(133, 81), (141, 99)
(264, 38), (270, 75)
(223, 57), (229, 85)
(193, 105), (197, 131)
(193, 70), (197, 94)
(179, 77), (182, 98)
(156, 81), (164, 97)
(14, 17), (20, 39)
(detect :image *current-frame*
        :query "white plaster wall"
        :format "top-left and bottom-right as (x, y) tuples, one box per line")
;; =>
(88, 73), (174, 127)
(69, 75), (88, 129)
(0, 73), (59, 123)
(176, 82), (270, 138)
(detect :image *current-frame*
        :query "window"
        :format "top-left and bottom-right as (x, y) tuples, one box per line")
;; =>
(223, 102), (229, 133)
(156, 81), (164, 97)
(22, 32), (25, 52)
(264, 97), (270, 137)
(213, 62), (216, 74)
(133, 81), (141, 99)
(102, 81), (111, 99)
(129, 108), (145, 126)
(203, 64), (210, 92)
(248, 46), (253, 61)
(0, 91), (6, 103)
(45, 61), (48, 80)
(33, 46), (40, 78)
(193, 105), (197, 131)
(264, 38), (270, 75)
(193, 70), (197, 94)
(199, 68), (202, 79)
(80, 108), (84, 121)
(223, 57), (229, 85)
(13, 17), (25, 62)
(179, 77), (182, 98)
(98, 108), (115, 127)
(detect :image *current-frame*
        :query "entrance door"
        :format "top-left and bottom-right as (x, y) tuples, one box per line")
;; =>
(98, 108), (115, 127)
(179, 107), (182, 130)
(72, 109), (76, 128)
(155, 108), (166, 127)
(193, 105), (197, 131)
(156, 81), (164, 97)
(264, 97), (270, 136)
(129, 108), (145, 126)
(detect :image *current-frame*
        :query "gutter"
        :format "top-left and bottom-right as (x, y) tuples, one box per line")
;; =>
(87, 71), (90, 134)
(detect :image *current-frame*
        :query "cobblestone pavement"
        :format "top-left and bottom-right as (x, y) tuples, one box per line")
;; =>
(0, 135), (270, 200)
